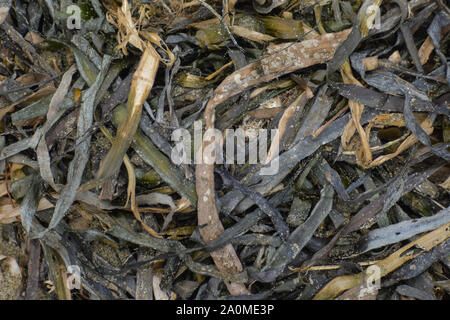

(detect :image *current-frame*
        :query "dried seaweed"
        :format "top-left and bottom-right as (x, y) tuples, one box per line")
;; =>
(1, 0), (448, 301)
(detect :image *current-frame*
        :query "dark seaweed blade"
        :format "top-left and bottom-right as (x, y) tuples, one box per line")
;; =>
(257, 184), (334, 282)
(358, 207), (450, 254)
(292, 85), (333, 144)
(19, 174), (42, 233)
(396, 285), (436, 300)
(327, 26), (362, 76)
(216, 167), (290, 241)
(427, 11), (450, 83)
(400, 23), (424, 74)
(303, 164), (445, 269)
(206, 184), (296, 252)
(330, 82), (449, 116)
(401, 91), (450, 161)
(325, 166), (350, 201)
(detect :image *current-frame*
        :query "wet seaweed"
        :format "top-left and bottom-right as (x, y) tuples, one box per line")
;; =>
(0, 0), (448, 301)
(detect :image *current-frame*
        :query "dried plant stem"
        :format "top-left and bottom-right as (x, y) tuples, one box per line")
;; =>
(204, 61), (233, 81)
(340, 61), (373, 165)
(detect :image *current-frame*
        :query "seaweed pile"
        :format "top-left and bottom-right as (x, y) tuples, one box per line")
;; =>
(0, 0), (449, 300)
